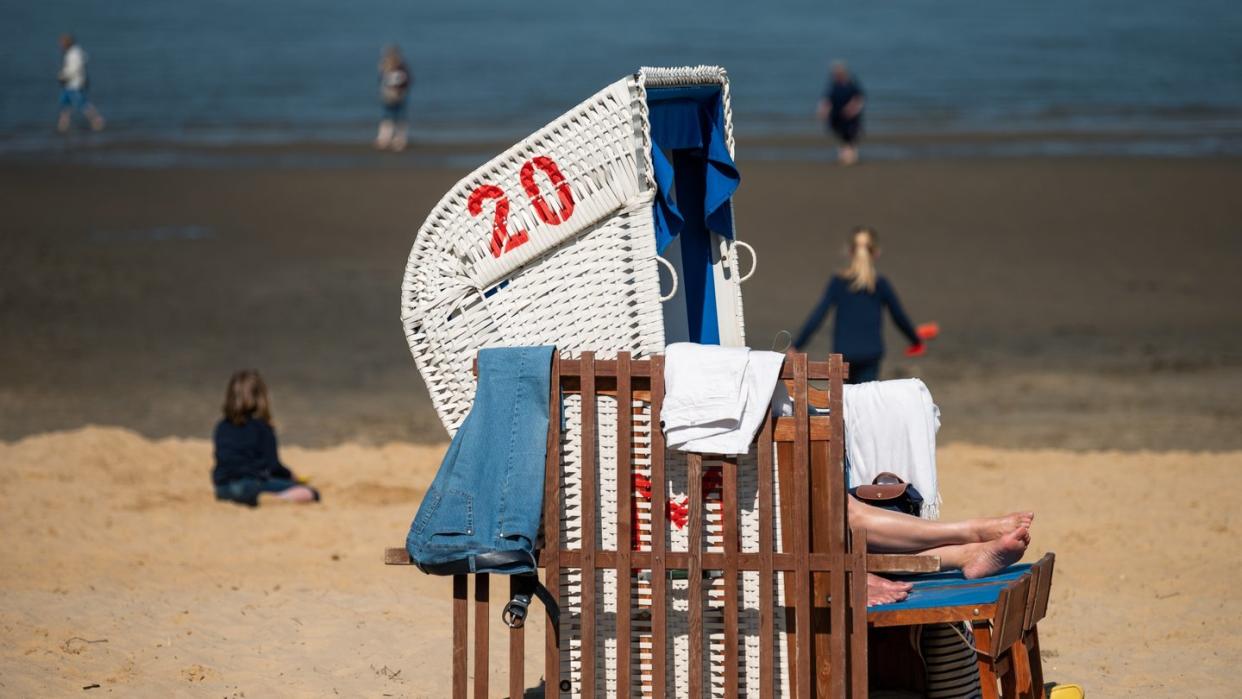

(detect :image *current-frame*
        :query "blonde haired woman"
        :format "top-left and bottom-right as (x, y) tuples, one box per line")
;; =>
(793, 227), (929, 383)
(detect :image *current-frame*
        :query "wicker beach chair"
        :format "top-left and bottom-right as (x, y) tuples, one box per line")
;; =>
(399, 67), (772, 696)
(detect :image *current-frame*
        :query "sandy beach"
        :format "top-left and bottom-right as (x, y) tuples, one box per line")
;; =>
(2, 148), (1241, 697)
(1, 428), (1238, 697)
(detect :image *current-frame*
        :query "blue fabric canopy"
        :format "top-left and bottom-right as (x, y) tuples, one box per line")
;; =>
(647, 85), (740, 345)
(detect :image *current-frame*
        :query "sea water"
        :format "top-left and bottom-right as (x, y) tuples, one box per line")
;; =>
(2, 0), (1239, 157)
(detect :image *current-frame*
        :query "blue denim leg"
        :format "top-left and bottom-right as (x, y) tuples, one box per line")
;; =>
(407, 346), (554, 573)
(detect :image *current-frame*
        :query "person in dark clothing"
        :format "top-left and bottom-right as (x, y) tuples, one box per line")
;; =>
(212, 369), (319, 506)
(374, 45), (412, 152)
(793, 228), (927, 383)
(816, 61), (865, 165)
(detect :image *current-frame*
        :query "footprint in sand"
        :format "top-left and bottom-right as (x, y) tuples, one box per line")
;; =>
(181, 664), (216, 682)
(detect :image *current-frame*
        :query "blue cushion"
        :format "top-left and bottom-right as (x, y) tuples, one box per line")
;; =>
(869, 564), (1030, 613)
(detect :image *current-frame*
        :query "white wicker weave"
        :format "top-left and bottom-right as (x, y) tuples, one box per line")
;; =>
(401, 66), (748, 435)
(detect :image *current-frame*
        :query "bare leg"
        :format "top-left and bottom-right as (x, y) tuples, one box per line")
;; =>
(374, 120), (394, 149)
(57, 109), (72, 133)
(83, 104), (105, 131)
(390, 121), (407, 152)
(848, 497), (1032, 552)
(919, 526), (1030, 579)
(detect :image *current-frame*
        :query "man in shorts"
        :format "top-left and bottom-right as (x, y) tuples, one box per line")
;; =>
(57, 34), (106, 133)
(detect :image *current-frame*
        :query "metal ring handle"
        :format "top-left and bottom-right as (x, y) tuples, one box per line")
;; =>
(733, 240), (758, 282)
(656, 255), (679, 302)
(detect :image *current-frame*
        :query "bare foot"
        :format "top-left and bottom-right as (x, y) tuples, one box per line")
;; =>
(867, 574), (911, 606)
(868, 573), (913, 593)
(971, 511), (1034, 542)
(265, 485), (319, 504)
(961, 526), (1029, 580)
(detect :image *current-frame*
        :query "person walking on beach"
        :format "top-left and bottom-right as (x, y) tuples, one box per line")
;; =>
(212, 370), (320, 507)
(375, 45), (412, 152)
(816, 61), (863, 165)
(793, 227), (934, 384)
(56, 34), (105, 133)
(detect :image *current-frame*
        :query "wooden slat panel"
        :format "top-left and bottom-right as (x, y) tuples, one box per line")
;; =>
(442, 353), (876, 697)
(543, 354), (562, 699)
(866, 554), (940, 573)
(649, 355), (667, 699)
(826, 355), (847, 698)
(722, 456), (739, 699)
(867, 604), (998, 628)
(454, 575), (468, 699)
(509, 576), (525, 699)
(996, 577), (1032, 653)
(1032, 553), (1055, 625)
(828, 354), (847, 556)
(1022, 561), (1043, 631)
(553, 381), (652, 404)
(686, 452), (704, 699)
(757, 415), (775, 699)
(579, 352), (597, 697)
(474, 574), (489, 699)
(384, 547), (411, 565)
(773, 416), (834, 442)
(850, 527), (869, 698)
(809, 439), (833, 698)
(615, 352), (633, 699)
(792, 354), (812, 699)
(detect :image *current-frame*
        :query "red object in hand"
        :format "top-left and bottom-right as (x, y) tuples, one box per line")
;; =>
(916, 322), (940, 341)
(905, 343), (927, 357)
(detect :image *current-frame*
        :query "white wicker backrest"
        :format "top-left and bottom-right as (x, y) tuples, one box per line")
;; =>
(402, 66), (749, 435)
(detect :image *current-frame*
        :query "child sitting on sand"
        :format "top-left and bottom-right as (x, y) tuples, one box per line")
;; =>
(212, 369), (319, 507)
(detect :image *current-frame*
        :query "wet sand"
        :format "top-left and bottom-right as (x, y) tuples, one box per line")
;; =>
(1, 153), (1239, 449)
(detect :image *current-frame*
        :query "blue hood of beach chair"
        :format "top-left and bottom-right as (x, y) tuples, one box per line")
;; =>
(648, 85), (740, 345)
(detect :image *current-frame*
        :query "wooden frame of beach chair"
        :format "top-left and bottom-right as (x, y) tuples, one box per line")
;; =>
(865, 552), (1056, 699)
(1011, 553), (1056, 699)
(388, 351), (926, 697)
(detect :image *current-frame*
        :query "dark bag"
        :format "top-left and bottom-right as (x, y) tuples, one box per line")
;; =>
(849, 471), (924, 517)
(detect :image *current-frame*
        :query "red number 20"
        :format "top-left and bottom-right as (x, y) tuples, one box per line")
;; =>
(468, 185), (528, 258)
(520, 156), (575, 225)
(468, 155), (575, 259)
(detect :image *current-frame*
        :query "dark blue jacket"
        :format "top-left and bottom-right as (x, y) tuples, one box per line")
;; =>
(793, 274), (919, 362)
(212, 417), (293, 485)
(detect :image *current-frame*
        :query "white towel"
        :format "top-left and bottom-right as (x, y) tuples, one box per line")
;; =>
(842, 379), (942, 519)
(663, 343), (785, 455)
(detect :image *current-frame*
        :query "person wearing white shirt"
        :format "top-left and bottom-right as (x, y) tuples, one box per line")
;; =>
(57, 34), (105, 133)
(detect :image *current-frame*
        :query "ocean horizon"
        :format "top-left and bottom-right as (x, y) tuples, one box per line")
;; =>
(3, 0), (1240, 159)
